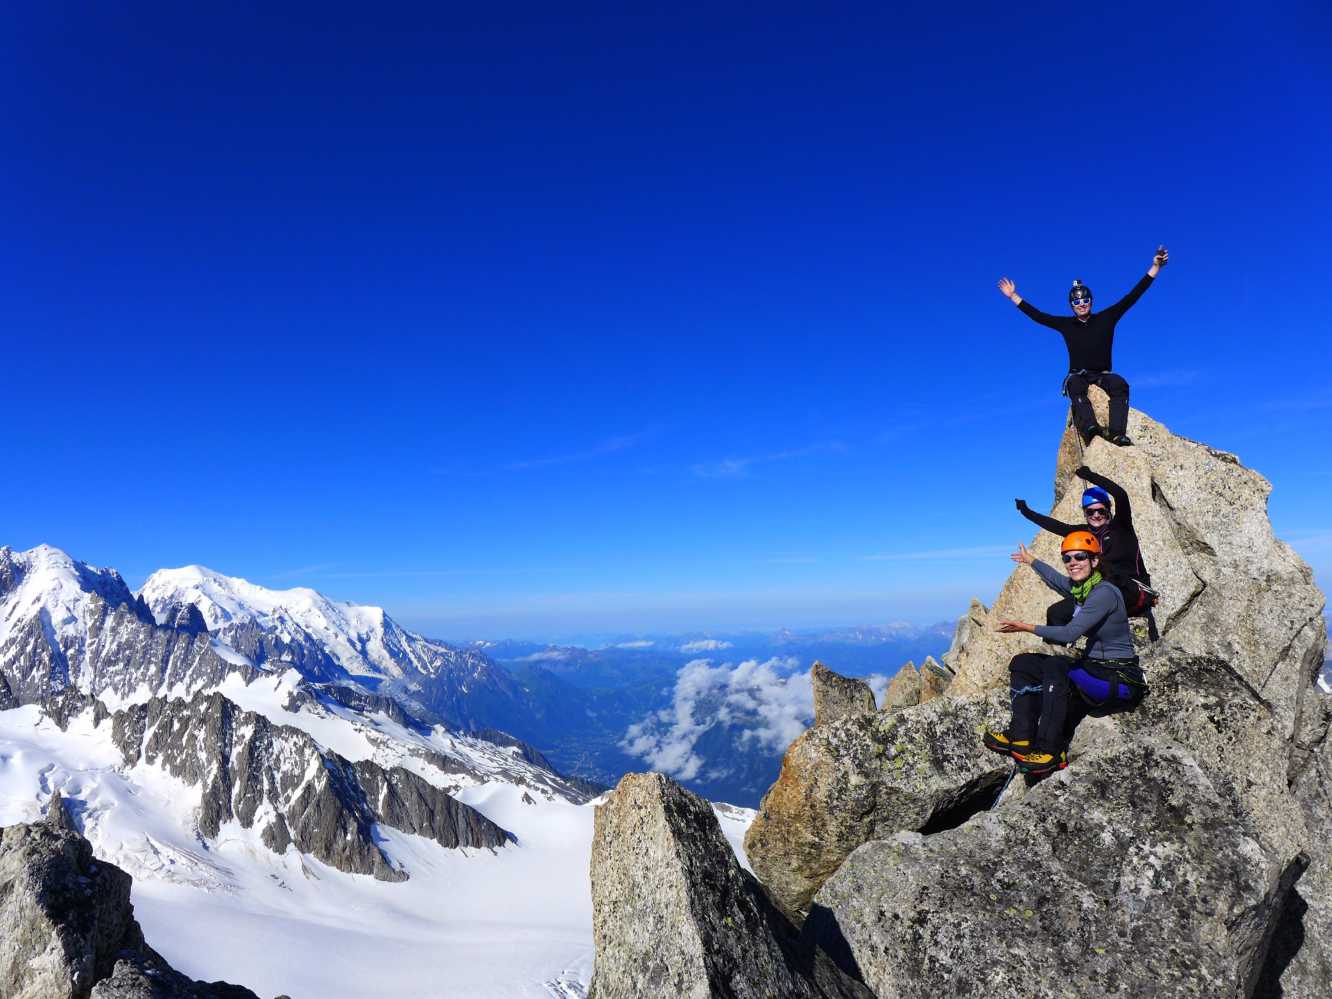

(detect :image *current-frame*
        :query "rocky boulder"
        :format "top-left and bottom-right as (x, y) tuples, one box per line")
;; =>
(811, 662), (876, 726)
(880, 663), (921, 712)
(744, 680), (1009, 914)
(917, 656), (949, 703)
(0, 797), (260, 999)
(808, 739), (1299, 999)
(587, 773), (872, 999)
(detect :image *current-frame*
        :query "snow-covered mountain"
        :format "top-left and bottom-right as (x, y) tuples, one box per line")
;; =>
(139, 564), (531, 729)
(0, 543), (760, 996)
(0, 545), (254, 706)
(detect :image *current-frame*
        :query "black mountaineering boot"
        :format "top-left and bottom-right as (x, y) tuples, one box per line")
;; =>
(1080, 424), (1102, 447)
(1111, 433), (1133, 447)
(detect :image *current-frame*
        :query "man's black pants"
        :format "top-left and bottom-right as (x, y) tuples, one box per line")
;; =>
(1066, 370), (1129, 438)
(1008, 652), (1072, 752)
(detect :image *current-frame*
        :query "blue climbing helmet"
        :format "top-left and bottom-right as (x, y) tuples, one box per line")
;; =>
(1082, 486), (1112, 511)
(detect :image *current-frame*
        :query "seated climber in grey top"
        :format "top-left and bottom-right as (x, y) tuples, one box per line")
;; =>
(982, 530), (1147, 775)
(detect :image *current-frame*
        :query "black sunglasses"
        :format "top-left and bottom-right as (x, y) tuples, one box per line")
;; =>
(1084, 506), (1109, 517)
(1061, 551), (1093, 564)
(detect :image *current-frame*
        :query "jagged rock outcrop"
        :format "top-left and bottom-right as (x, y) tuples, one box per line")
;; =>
(599, 398), (1331, 997)
(880, 662), (920, 712)
(943, 392), (1324, 748)
(917, 656), (949, 703)
(111, 690), (509, 880)
(587, 773), (872, 999)
(744, 685), (1008, 914)
(811, 662), (876, 726)
(0, 546), (256, 708)
(0, 797), (260, 999)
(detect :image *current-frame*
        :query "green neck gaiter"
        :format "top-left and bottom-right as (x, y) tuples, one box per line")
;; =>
(1071, 570), (1103, 605)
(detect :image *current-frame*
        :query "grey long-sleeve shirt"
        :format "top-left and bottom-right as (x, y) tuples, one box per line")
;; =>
(1030, 559), (1135, 660)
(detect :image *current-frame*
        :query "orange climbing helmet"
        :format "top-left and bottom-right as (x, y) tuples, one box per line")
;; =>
(1061, 530), (1102, 555)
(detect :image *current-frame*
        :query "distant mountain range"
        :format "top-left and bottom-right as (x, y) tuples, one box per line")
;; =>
(2, 543), (953, 807)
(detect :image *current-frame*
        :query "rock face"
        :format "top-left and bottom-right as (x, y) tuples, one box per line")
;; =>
(110, 691), (510, 880)
(811, 662), (876, 726)
(587, 773), (872, 999)
(0, 797), (259, 999)
(593, 399), (1332, 997)
(744, 685), (1008, 914)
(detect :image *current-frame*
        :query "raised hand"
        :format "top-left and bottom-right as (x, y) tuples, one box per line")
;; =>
(1011, 542), (1035, 566)
(997, 277), (1017, 299)
(1015, 498), (1029, 512)
(1154, 245), (1169, 268)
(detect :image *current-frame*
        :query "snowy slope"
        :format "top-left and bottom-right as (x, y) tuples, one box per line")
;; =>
(0, 692), (755, 999)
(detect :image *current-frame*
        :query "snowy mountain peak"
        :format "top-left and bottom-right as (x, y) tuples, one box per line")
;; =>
(0, 543), (137, 647)
(139, 566), (400, 680)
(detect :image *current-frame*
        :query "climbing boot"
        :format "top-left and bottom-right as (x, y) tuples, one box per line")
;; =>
(983, 730), (1030, 755)
(1110, 433), (1134, 447)
(1079, 424), (1102, 447)
(1012, 747), (1068, 774)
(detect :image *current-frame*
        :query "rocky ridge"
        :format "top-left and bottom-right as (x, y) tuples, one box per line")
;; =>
(105, 690), (510, 880)
(589, 395), (1331, 998)
(0, 795), (266, 999)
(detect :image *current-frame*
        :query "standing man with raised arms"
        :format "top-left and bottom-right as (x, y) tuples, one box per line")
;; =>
(998, 246), (1168, 447)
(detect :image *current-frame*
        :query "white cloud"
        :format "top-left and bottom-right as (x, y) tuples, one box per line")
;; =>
(679, 639), (734, 653)
(512, 649), (573, 662)
(612, 640), (655, 649)
(621, 657), (890, 782)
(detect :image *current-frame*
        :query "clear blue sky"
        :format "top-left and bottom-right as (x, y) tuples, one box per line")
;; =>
(5, 2), (1330, 639)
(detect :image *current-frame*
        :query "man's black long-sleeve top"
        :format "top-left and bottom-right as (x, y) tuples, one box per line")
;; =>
(1016, 467), (1152, 589)
(1017, 273), (1154, 372)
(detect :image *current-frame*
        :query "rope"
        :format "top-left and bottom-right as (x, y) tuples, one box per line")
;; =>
(991, 765), (1019, 809)
(1009, 683), (1043, 706)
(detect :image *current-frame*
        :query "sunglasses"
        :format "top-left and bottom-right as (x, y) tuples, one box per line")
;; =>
(1071, 297), (1092, 307)
(1061, 551), (1093, 564)
(1084, 506), (1109, 518)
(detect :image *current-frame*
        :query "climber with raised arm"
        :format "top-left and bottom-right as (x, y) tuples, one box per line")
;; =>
(982, 531), (1147, 774)
(997, 246), (1168, 447)
(1015, 466), (1157, 631)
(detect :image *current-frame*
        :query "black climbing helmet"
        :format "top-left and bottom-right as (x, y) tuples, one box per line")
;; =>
(1069, 280), (1093, 307)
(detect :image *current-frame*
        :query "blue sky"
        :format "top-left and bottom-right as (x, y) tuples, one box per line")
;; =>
(5, 2), (1331, 638)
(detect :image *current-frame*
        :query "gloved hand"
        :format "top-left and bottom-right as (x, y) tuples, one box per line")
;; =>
(1015, 498), (1029, 512)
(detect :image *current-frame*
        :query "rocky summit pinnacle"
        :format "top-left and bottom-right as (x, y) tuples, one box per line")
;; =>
(586, 772), (872, 999)
(589, 397), (1331, 998)
(810, 662), (875, 726)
